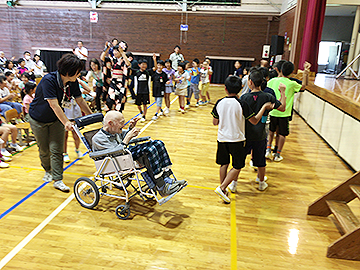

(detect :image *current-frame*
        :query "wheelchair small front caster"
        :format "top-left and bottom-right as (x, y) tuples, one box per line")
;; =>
(115, 204), (130, 220)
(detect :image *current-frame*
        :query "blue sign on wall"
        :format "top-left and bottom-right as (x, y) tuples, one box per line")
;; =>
(180, 24), (189, 31)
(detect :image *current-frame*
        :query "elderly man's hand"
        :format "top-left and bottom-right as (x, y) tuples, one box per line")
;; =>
(123, 127), (140, 145)
(129, 117), (139, 129)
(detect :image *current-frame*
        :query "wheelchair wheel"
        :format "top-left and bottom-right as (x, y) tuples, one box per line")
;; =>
(115, 204), (130, 220)
(74, 177), (100, 209)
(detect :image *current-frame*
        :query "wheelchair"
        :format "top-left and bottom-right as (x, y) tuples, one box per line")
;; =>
(72, 113), (186, 220)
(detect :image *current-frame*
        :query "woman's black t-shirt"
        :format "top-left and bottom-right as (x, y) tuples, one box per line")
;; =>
(29, 71), (82, 123)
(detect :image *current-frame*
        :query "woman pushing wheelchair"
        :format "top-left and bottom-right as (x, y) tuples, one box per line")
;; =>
(92, 110), (187, 197)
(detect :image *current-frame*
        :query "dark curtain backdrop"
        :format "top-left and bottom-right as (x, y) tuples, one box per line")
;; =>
(210, 59), (253, 84)
(40, 50), (73, 72)
(134, 55), (156, 69)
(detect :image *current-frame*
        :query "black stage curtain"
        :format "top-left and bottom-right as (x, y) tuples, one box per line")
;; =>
(133, 55), (156, 69)
(210, 59), (253, 84)
(40, 50), (73, 73)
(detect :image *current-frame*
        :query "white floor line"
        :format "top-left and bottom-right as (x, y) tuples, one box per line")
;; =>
(0, 95), (179, 269)
(0, 194), (75, 269)
(170, 96), (178, 105)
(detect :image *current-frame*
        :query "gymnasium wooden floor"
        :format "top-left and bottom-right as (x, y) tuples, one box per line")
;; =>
(1, 85), (360, 269)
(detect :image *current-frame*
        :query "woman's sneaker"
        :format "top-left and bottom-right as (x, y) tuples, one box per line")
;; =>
(215, 186), (230, 203)
(53, 180), (70, 192)
(164, 107), (169, 114)
(151, 115), (158, 121)
(43, 171), (53, 182)
(63, 153), (70, 163)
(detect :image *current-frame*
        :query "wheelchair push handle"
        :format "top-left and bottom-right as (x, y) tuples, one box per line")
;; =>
(74, 113), (104, 128)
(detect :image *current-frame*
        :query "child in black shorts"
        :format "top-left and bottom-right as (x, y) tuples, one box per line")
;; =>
(134, 59), (152, 122)
(211, 76), (274, 203)
(238, 69), (286, 191)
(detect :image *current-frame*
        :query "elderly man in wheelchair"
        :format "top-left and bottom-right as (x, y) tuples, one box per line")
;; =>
(92, 111), (187, 197)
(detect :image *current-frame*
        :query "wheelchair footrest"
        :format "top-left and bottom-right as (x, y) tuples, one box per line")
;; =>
(141, 171), (156, 190)
(158, 182), (187, 206)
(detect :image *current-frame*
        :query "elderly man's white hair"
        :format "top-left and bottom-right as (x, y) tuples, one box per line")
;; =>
(103, 110), (124, 125)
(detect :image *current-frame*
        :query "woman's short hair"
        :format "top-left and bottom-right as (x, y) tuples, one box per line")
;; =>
(57, 53), (84, 77)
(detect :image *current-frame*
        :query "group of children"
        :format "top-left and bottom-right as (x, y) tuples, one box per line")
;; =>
(129, 55), (214, 122)
(0, 71), (37, 168)
(213, 60), (311, 203)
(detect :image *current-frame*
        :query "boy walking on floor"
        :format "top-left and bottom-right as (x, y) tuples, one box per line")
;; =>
(134, 59), (152, 122)
(265, 61), (310, 161)
(151, 60), (168, 120)
(212, 76), (275, 203)
(229, 69), (286, 191)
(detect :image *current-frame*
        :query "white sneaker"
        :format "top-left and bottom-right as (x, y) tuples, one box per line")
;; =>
(1, 156), (12, 162)
(249, 160), (258, 171)
(273, 154), (283, 162)
(158, 111), (163, 116)
(12, 144), (25, 152)
(265, 149), (272, 159)
(259, 181), (268, 191)
(227, 181), (237, 193)
(139, 117), (146, 123)
(195, 102), (199, 107)
(215, 186), (230, 203)
(185, 104), (190, 109)
(180, 109), (185, 114)
(63, 153), (70, 163)
(0, 161), (9, 168)
(43, 171), (52, 182)
(53, 180), (70, 192)
(178, 108), (182, 112)
(1, 149), (12, 157)
(255, 176), (268, 183)
(151, 115), (158, 121)
(164, 107), (169, 114)
(75, 149), (83, 159)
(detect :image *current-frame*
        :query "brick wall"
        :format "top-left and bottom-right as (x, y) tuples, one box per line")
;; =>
(0, 7), (279, 66)
(278, 7), (296, 61)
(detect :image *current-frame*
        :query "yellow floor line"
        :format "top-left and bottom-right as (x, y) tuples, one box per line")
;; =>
(230, 193), (237, 270)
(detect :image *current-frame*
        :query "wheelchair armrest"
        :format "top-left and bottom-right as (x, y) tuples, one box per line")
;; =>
(128, 136), (151, 145)
(89, 145), (127, 159)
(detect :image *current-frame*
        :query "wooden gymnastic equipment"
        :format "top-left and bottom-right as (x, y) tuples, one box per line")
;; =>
(308, 171), (360, 260)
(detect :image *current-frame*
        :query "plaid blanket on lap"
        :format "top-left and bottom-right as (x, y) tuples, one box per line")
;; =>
(129, 140), (172, 175)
